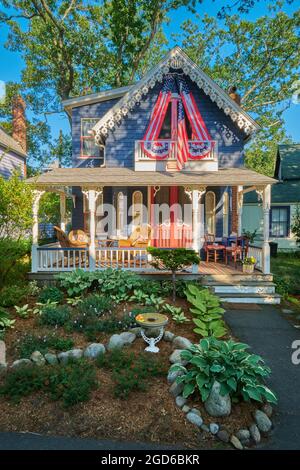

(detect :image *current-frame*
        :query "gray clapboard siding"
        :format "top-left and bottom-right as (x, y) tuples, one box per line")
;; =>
(0, 146), (25, 178)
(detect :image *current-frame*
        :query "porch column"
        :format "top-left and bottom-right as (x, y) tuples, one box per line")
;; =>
(82, 187), (103, 271)
(60, 193), (66, 232)
(184, 185), (206, 254)
(237, 185), (243, 237)
(262, 184), (271, 274)
(31, 189), (45, 273)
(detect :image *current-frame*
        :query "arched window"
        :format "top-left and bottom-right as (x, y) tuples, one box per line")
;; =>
(223, 191), (229, 237)
(205, 191), (216, 235)
(132, 190), (143, 228)
(116, 191), (125, 233)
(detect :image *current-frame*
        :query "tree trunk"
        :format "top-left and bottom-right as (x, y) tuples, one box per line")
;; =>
(172, 271), (176, 302)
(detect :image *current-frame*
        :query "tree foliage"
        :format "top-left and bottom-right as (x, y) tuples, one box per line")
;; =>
(175, 5), (300, 175)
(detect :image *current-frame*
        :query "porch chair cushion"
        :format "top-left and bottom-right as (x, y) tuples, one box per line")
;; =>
(68, 229), (89, 248)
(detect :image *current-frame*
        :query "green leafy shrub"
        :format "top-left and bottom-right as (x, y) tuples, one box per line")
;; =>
(0, 284), (28, 308)
(97, 349), (166, 398)
(16, 333), (74, 358)
(0, 360), (98, 407)
(77, 294), (113, 317)
(38, 286), (64, 304)
(0, 238), (31, 287)
(170, 337), (277, 404)
(0, 307), (15, 330)
(185, 284), (227, 338)
(27, 281), (41, 297)
(40, 304), (71, 327)
(147, 247), (200, 301)
(273, 275), (294, 299)
(68, 312), (136, 341)
(55, 269), (96, 297)
(96, 269), (142, 301)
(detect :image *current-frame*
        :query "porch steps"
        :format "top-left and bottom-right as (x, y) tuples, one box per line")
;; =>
(203, 275), (281, 304)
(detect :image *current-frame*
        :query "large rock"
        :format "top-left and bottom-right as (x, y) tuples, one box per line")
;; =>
(209, 423), (219, 435)
(58, 349), (83, 364)
(249, 423), (261, 444)
(169, 349), (187, 365)
(107, 334), (125, 351)
(167, 366), (184, 384)
(11, 359), (32, 369)
(253, 409), (272, 433)
(175, 395), (187, 408)
(182, 405), (190, 413)
(204, 381), (231, 417)
(173, 336), (192, 350)
(0, 340), (6, 365)
(164, 331), (175, 342)
(30, 351), (46, 366)
(236, 429), (250, 442)
(230, 435), (243, 450)
(44, 353), (58, 365)
(84, 343), (106, 359)
(119, 332), (136, 344)
(169, 381), (184, 397)
(186, 412), (203, 427)
(217, 430), (230, 443)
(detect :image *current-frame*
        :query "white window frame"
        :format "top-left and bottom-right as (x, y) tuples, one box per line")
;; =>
(80, 117), (105, 161)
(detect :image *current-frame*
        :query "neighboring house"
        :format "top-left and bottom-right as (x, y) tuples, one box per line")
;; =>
(243, 144), (300, 252)
(28, 47), (279, 305)
(0, 96), (27, 178)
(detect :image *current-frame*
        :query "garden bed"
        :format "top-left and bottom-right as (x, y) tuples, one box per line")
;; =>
(0, 270), (276, 449)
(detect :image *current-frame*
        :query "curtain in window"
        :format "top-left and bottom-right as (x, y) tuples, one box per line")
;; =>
(270, 207), (288, 237)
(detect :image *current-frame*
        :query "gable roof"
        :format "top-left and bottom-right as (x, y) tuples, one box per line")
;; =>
(244, 180), (300, 205)
(62, 85), (132, 116)
(92, 46), (260, 144)
(275, 144), (300, 180)
(0, 126), (27, 158)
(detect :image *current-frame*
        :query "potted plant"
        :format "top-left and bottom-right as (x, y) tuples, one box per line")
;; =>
(242, 256), (256, 273)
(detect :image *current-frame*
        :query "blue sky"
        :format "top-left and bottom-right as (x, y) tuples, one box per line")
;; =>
(0, 0), (299, 143)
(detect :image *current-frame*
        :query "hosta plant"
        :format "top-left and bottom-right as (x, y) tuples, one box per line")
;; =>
(185, 284), (227, 338)
(144, 294), (164, 310)
(162, 304), (190, 323)
(0, 308), (15, 330)
(170, 337), (277, 405)
(32, 300), (58, 315)
(66, 296), (83, 307)
(14, 304), (32, 318)
(129, 289), (149, 304)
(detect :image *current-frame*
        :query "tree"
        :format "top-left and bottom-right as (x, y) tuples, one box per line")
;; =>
(291, 205), (300, 247)
(147, 247), (200, 301)
(175, 5), (300, 175)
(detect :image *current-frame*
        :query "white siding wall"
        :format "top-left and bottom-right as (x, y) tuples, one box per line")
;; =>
(242, 203), (299, 251)
(0, 146), (25, 178)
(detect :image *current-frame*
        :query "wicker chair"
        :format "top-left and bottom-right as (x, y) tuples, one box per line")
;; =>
(68, 229), (89, 248)
(54, 226), (88, 248)
(118, 224), (152, 248)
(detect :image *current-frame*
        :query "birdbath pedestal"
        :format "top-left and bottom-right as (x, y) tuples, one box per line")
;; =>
(135, 313), (169, 353)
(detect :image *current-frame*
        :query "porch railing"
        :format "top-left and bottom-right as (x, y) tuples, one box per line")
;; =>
(95, 247), (150, 271)
(37, 247), (88, 271)
(248, 245), (263, 271)
(135, 140), (217, 162)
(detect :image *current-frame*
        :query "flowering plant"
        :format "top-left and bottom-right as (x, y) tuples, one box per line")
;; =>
(242, 256), (256, 265)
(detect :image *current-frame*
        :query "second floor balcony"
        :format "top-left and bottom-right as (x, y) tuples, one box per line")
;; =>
(135, 140), (218, 172)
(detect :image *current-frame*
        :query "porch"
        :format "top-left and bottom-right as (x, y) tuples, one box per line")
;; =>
(27, 166), (276, 278)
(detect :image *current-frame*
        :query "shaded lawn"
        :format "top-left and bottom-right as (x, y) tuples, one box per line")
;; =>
(271, 253), (300, 295)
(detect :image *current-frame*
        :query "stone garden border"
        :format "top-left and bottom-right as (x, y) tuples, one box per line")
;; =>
(0, 332), (274, 450)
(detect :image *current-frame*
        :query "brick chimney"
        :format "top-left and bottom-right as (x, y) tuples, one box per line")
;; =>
(228, 86), (241, 106)
(12, 95), (27, 153)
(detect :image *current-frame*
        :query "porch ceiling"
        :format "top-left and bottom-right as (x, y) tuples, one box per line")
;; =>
(26, 167), (277, 188)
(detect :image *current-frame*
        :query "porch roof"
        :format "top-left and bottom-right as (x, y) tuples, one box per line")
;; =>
(27, 167), (276, 188)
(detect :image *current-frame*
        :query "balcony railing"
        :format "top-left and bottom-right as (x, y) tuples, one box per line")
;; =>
(135, 140), (217, 162)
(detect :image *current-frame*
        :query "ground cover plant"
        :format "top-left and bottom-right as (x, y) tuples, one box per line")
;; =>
(15, 333), (74, 358)
(0, 360), (98, 408)
(272, 253), (300, 297)
(96, 349), (166, 399)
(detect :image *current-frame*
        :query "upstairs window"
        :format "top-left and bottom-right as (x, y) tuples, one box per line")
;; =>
(81, 118), (104, 160)
(270, 206), (290, 238)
